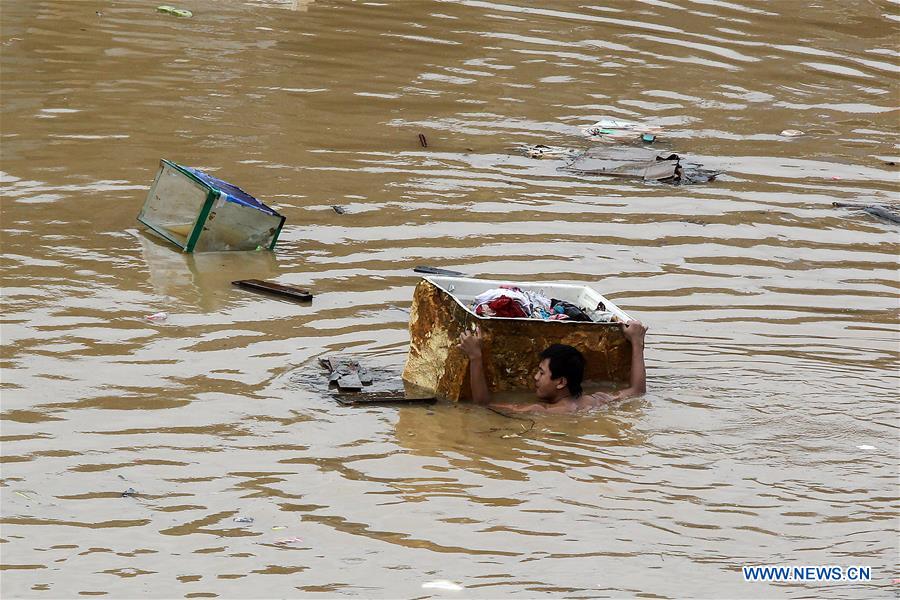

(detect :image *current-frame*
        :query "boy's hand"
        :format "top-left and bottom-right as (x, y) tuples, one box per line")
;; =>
(457, 326), (483, 359)
(622, 320), (648, 344)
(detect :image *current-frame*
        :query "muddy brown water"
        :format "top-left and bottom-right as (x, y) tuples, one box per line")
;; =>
(1, 1), (898, 598)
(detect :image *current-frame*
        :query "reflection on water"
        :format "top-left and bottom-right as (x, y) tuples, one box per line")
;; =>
(135, 230), (280, 311)
(1, 0), (897, 598)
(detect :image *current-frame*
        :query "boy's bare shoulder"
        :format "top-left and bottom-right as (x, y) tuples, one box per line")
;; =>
(578, 392), (615, 409)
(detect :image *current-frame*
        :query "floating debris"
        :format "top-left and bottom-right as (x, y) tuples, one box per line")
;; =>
(156, 5), (193, 17)
(862, 206), (900, 225)
(413, 266), (467, 277)
(321, 357), (374, 391)
(421, 579), (464, 591)
(137, 159), (285, 253)
(563, 146), (718, 184)
(145, 312), (168, 322)
(319, 356), (435, 405)
(780, 129), (804, 137)
(833, 201), (900, 225)
(582, 118), (663, 142)
(233, 516), (254, 524)
(516, 144), (580, 159)
(273, 537), (304, 546)
(232, 279), (313, 302)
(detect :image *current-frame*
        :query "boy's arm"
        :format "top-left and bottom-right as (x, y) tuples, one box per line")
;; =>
(489, 402), (547, 413)
(458, 327), (491, 404)
(610, 320), (647, 401)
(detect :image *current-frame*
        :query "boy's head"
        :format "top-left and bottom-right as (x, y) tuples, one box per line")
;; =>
(535, 344), (585, 400)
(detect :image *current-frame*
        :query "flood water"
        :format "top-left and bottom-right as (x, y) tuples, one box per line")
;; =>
(1, 1), (898, 598)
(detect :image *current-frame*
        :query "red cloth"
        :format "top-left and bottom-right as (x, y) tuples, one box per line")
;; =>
(475, 295), (528, 318)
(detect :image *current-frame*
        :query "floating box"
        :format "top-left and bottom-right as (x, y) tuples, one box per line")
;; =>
(137, 159), (285, 252)
(402, 276), (634, 401)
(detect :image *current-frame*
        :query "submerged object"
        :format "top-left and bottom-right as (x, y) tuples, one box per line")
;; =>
(862, 205), (900, 225)
(564, 146), (719, 184)
(319, 356), (434, 404)
(137, 159), (285, 252)
(402, 276), (635, 401)
(832, 201), (900, 225)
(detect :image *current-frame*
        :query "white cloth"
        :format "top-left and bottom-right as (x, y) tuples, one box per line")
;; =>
(473, 287), (532, 315)
(524, 290), (551, 312)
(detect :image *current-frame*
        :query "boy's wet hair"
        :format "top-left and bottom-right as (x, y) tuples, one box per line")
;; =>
(539, 344), (585, 397)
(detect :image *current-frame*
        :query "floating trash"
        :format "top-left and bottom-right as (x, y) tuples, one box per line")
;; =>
(145, 312), (168, 322)
(516, 144), (580, 159)
(780, 129), (804, 137)
(273, 537), (304, 546)
(232, 279), (313, 302)
(421, 580), (464, 591)
(862, 206), (900, 225)
(414, 266), (467, 277)
(137, 159), (285, 253)
(233, 516), (254, 523)
(832, 202), (900, 225)
(564, 146), (718, 184)
(157, 5), (193, 17)
(582, 118), (663, 142)
(321, 356), (373, 392)
(121, 488), (138, 497)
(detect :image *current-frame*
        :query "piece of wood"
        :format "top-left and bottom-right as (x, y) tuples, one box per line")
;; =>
(335, 392), (436, 405)
(232, 279), (313, 302)
(320, 355), (431, 403)
(320, 356), (373, 391)
(335, 372), (363, 391)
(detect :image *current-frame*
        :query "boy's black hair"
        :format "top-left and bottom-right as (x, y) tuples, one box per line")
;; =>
(539, 344), (585, 397)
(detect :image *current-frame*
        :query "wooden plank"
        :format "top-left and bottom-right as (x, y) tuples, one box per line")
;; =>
(232, 279), (313, 302)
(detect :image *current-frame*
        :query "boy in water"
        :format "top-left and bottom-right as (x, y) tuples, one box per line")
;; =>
(457, 321), (648, 413)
